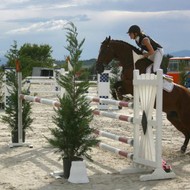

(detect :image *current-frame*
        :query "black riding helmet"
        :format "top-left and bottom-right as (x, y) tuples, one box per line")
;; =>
(127, 25), (141, 34)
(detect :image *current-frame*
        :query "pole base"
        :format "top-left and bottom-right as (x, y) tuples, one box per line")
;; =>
(8, 142), (33, 148)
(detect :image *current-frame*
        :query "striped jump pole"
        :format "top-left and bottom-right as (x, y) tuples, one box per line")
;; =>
(93, 109), (133, 123)
(20, 94), (60, 108)
(97, 142), (133, 160)
(19, 95), (134, 123)
(87, 96), (133, 108)
(94, 129), (133, 146)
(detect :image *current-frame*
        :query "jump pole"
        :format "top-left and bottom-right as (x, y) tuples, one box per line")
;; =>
(97, 142), (133, 159)
(93, 129), (133, 145)
(19, 94), (134, 123)
(86, 96), (133, 108)
(9, 60), (33, 148)
(17, 60), (22, 144)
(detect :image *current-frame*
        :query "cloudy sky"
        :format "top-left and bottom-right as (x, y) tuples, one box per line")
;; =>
(0, 0), (189, 60)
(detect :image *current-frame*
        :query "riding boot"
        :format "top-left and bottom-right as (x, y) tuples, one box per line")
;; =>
(151, 66), (156, 74)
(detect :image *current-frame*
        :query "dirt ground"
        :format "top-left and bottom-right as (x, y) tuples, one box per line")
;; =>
(0, 88), (190, 190)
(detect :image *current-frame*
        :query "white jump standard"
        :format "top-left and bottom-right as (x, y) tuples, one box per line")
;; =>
(89, 70), (176, 181)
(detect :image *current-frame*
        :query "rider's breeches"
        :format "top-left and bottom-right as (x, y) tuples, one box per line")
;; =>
(146, 48), (164, 73)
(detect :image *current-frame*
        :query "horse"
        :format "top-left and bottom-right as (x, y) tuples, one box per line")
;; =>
(96, 36), (190, 154)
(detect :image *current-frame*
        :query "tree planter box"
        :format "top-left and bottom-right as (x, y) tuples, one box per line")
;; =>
(68, 160), (89, 183)
(63, 157), (83, 179)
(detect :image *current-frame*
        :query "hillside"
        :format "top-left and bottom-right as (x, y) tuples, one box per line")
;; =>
(170, 50), (190, 57)
(55, 58), (96, 68)
(82, 58), (96, 68)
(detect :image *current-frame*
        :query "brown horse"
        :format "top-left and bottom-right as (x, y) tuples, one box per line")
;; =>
(96, 36), (190, 153)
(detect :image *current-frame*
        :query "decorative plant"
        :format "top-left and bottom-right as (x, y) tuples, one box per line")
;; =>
(1, 69), (33, 142)
(46, 22), (99, 178)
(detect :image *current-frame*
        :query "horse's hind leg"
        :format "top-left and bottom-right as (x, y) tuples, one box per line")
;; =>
(113, 80), (133, 100)
(167, 111), (190, 153)
(181, 137), (190, 153)
(113, 81), (124, 100)
(111, 88), (118, 100)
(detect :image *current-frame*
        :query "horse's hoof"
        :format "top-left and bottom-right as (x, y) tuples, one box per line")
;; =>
(180, 145), (187, 154)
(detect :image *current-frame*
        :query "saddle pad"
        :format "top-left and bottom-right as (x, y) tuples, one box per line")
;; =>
(163, 79), (174, 92)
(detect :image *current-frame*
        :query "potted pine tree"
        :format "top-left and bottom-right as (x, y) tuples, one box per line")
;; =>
(1, 69), (33, 143)
(46, 22), (99, 179)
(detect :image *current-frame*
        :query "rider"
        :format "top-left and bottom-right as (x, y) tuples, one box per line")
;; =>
(127, 25), (164, 73)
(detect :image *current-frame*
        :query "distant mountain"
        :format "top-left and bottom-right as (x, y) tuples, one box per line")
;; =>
(55, 58), (96, 68)
(82, 58), (96, 68)
(169, 50), (190, 57)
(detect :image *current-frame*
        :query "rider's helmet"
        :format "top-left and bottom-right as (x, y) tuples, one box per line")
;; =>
(127, 25), (141, 34)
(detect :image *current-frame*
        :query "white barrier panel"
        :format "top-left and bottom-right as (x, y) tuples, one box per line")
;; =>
(97, 70), (110, 110)
(23, 68), (67, 96)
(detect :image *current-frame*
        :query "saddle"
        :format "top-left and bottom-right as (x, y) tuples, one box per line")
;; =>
(132, 50), (172, 83)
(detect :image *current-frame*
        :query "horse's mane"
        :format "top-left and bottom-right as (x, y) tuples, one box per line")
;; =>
(111, 40), (142, 55)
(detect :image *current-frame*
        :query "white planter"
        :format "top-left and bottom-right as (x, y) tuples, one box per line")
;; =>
(68, 161), (89, 183)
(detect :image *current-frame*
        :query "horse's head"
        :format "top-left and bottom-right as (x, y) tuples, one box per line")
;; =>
(96, 36), (115, 74)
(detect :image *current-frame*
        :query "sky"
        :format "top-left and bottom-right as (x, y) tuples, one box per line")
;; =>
(0, 0), (190, 60)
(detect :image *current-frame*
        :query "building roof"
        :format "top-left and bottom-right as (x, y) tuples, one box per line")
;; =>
(169, 57), (190, 60)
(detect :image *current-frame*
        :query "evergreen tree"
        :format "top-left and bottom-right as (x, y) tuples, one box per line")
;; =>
(5, 41), (54, 78)
(5, 41), (19, 67)
(46, 22), (99, 161)
(1, 70), (33, 142)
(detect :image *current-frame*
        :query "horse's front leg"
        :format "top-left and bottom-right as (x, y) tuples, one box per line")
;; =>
(112, 81), (125, 101)
(112, 80), (133, 101)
